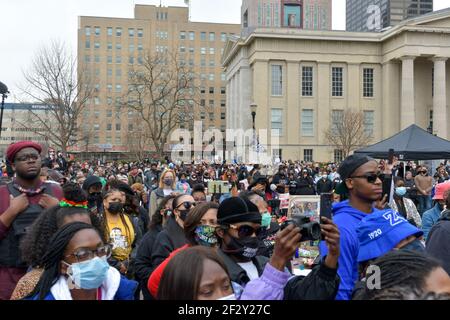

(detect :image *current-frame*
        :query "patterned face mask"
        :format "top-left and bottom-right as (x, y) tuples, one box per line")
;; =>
(194, 225), (218, 247)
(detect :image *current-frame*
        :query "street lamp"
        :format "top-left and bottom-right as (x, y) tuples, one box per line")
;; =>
(250, 102), (257, 130)
(0, 81), (9, 139)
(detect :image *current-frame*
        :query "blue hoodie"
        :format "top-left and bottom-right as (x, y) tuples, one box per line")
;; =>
(319, 200), (385, 300)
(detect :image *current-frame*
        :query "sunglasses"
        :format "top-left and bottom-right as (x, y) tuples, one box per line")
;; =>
(176, 201), (196, 210)
(227, 224), (262, 238)
(349, 173), (380, 184)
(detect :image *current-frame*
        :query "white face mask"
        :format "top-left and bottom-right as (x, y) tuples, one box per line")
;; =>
(217, 294), (236, 300)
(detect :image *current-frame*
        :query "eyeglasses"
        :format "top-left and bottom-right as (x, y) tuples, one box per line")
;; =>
(65, 244), (112, 262)
(227, 224), (262, 238)
(15, 154), (39, 162)
(349, 173), (380, 184)
(176, 201), (196, 210)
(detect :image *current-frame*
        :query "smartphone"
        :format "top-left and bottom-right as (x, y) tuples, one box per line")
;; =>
(388, 149), (394, 165)
(320, 193), (334, 241)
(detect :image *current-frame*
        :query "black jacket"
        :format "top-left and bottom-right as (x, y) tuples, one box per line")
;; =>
(134, 224), (163, 300)
(426, 210), (450, 275)
(316, 179), (333, 195)
(217, 249), (340, 300)
(290, 176), (316, 195)
(150, 217), (187, 271)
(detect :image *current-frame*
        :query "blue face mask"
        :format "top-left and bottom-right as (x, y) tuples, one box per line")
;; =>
(395, 187), (407, 197)
(261, 212), (271, 228)
(64, 256), (110, 289)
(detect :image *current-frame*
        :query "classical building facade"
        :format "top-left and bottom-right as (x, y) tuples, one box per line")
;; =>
(76, 5), (239, 156)
(223, 9), (450, 162)
(346, 0), (433, 32)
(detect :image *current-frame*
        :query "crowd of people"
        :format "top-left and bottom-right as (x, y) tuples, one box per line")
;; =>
(1, 140), (450, 300)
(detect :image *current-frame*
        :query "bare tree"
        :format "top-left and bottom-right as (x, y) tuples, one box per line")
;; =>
(17, 40), (93, 154)
(125, 51), (200, 159)
(324, 109), (372, 158)
(126, 116), (151, 162)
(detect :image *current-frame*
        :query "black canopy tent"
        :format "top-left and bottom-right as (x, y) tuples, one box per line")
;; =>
(354, 124), (450, 160)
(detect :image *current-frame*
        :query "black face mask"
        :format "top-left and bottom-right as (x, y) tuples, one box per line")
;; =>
(222, 235), (259, 260)
(108, 202), (124, 214)
(88, 192), (102, 203)
(178, 210), (190, 221)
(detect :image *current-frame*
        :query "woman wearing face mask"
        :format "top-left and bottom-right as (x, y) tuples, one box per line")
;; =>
(149, 170), (176, 220)
(102, 189), (139, 277)
(147, 202), (219, 298)
(175, 172), (192, 195)
(150, 194), (195, 275)
(389, 177), (422, 227)
(25, 222), (137, 300)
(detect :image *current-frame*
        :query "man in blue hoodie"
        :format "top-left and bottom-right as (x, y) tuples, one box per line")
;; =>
(319, 154), (388, 300)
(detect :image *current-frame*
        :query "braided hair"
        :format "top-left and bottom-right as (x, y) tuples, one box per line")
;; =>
(26, 222), (98, 300)
(356, 250), (442, 300)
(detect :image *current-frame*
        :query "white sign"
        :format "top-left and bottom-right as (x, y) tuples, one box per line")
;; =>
(97, 144), (113, 149)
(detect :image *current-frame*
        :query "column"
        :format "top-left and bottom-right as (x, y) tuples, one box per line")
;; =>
(400, 56), (416, 129)
(432, 57), (448, 138)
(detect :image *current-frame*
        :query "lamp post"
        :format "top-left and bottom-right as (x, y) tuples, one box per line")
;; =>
(0, 81), (9, 139)
(250, 102), (257, 130)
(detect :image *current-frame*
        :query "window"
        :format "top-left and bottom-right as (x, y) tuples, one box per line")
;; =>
(221, 73), (226, 81)
(364, 110), (374, 137)
(107, 42), (112, 50)
(85, 26), (91, 36)
(180, 46), (186, 53)
(200, 87), (206, 94)
(93, 136), (100, 144)
(209, 87), (214, 94)
(107, 109), (112, 117)
(94, 42), (100, 49)
(94, 97), (100, 105)
(221, 112), (226, 120)
(201, 112), (206, 120)
(332, 67), (343, 97)
(116, 56), (122, 64)
(128, 124), (133, 131)
(116, 123), (122, 131)
(363, 68), (374, 97)
(209, 100), (214, 107)
(138, 44), (143, 51)
(201, 58), (206, 67)
(304, 149), (313, 162)
(189, 59), (194, 67)
(209, 112), (214, 121)
(334, 149), (343, 163)
(201, 47), (206, 55)
(221, 33), (227, 42)
(116, 27), (122, 36)
(138, 56), (143, 65)
(85, 40), (90, 49)
(129, 56), (134, 64)
(301, 109), (314, 136)
(180, 31), (186, 40)
(129, 44), (134, 53)
(84, 55), (91, 63)
(94, 124), (100, 131)
(115, 136), (121, 144)
(221, 100), (226, 107)
(209, 48), (215, 55)
(209, 60), (215, 67)
(302, 66), (313, 96)
(331, 110), (343, 134)
(189, 47), (194, 54)
(116, 43), (122, 50)
(271, 65), (283, 96)
(189, 31), (195, 40)
(201, 74), (206, 81)
(107, 56), (112, 64)
(137, 28), (143, 37)
(107, 27), (113, 36)
(116, 69), (122, 77)
(271, 109), (283, 136)
(209, 32), (215, 41)
(209, 74), (215, 81)
(107, 84), (112, 92)
(200, 99), (206, 106)
(200, 32), (207, 41)
(221, 87), (226, 94)
(94, 26), (100, 36)
(107, 124), (112, 131)
(116, 84), (122, 92)
(128, 28), (134, 37)
(94, 55), (100, 63)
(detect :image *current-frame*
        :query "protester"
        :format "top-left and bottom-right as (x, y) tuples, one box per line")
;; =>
(26, 222), (137, 300)
(11, 183), (103, 300)
(128, 165), (143, 186)
(319, 154), (389, 300)
(144, 163), (160, 191)
(191, 184), (207, 203)
(415, 166), (433, 214)
(0, 141), (63, 300)
(422, 182), (450, 240)
(389, 177), (422, 227)
(317, 173), (333, 195)
(290, 169), (315, 195)
(175, 172), (192, 194)
(354, 250), (450, 300)
(149, 169), (176, 219)
(82, 175), (103, 215)
(426, 191), (450, 275)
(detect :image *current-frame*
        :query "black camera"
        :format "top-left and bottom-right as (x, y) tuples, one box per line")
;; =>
(280, 215), (321, 242)
(267, 199), (281, 216)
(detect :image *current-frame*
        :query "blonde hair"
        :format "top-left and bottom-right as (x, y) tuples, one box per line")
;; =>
(159, 169), (176, 189)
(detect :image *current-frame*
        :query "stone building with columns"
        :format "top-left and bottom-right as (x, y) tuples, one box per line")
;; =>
(222, 8), (450, 162)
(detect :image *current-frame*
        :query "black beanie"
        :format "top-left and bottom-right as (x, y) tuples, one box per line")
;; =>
(82, 175), (102, 191)
(217, 197), (262, 225)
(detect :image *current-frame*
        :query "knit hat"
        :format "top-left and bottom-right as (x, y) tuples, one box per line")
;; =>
(217, 197), (261, 225)
(82, 175), (102, 191)
(335, 154), (375, 195)
(433, 182), (450, 200)
(6, 141), (42, 163)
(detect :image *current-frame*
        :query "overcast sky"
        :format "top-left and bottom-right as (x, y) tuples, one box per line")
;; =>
(1, 0), (450, 101)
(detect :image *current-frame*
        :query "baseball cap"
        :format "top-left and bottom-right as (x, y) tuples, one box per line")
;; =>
(357, 210), (423, 262)
(433, 181), (450, 200)
(335, 154), (375, 195)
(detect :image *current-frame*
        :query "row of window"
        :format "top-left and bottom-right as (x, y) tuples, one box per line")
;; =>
(270, 109), (374, 137)
(200, 87), (226, 94)
(199, 112), (226, 120)
(85, 26), (143, 38)
(271, 65), (375, 98)
(200, 99), (227, 107)
(179, 31), (230, 42)
(85, 41), (144, 51)
(299, 149), (344, 163)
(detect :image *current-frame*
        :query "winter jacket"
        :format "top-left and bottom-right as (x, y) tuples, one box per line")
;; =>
(149, 188), (171, 219)
(27, 267), (137, 300)
(290, 177), (315, 195)
(426, 210), (450, 275)
(133, 224), (163, 300)
(319, 200), (383, 300)
(217, 249), (339, 300)
(422, 203), (443, 240)
(390, 197), (422, 228)
(150, 217), (187, 271)
(316, 178), (333, 195)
